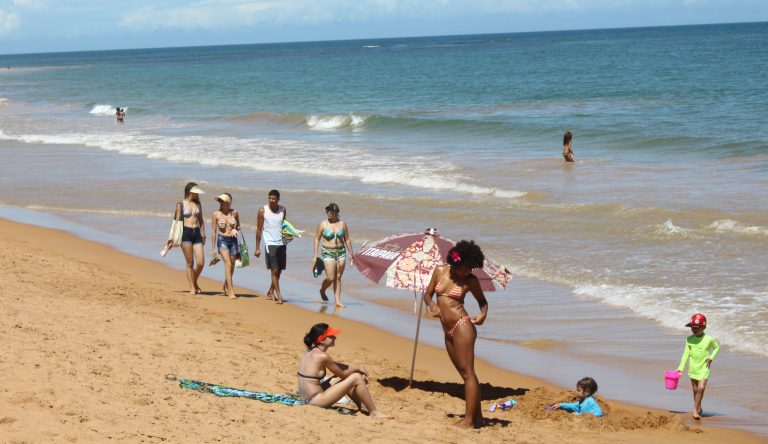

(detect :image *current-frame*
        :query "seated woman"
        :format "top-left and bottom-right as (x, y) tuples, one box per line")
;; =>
(297, 323), (389, 418)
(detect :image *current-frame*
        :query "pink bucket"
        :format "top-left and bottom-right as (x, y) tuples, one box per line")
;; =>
(664, 371), (681, 390)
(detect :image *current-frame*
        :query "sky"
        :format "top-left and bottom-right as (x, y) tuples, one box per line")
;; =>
(1, 0), (767, 54)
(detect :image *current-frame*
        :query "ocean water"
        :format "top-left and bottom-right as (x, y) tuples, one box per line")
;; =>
(1, 22), (767, 433)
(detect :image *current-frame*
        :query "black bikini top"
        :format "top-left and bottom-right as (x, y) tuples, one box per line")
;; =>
(296, 369), (326, 380)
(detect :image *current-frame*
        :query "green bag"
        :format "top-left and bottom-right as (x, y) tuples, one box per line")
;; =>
(236, 232), (249, 268)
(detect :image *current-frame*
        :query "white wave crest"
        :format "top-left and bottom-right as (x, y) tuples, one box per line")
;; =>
(707, 219), (768, 236)
(0, 97), (8, 106)
(574, 283), (767, 357)
(0, 129), (527, 199)
(306, 114), (367, 131)
(652, 219), (695, 238)
(26, 205), (168, 218)
(89, 104), (124, 116)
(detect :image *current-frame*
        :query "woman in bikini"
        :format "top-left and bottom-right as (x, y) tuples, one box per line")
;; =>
(163, 182), (206, 294)
(296, 323), (389, 418)
(563, 131), (574, 162)
(211, 193), (240, 299)
(313, 203), (355, 307)
(423, 240), (488, 428)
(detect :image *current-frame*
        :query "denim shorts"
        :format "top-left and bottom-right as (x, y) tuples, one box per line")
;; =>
(217, 235), (239, 257)
(181, 226), (203, 245)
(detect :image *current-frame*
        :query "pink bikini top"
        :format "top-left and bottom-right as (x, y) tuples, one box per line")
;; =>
(436, 274), (464, 301)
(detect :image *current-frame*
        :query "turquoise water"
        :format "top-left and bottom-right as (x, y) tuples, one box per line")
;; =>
(1, 22), (767, 433)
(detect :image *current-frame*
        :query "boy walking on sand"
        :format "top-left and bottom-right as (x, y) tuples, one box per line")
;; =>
(676, 313), (720, 420)
(255, 189), (286, 304)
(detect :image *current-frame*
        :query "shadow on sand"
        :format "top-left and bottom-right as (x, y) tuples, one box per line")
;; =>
(378, 376), (528, 401)
(446, 413), (512, 428)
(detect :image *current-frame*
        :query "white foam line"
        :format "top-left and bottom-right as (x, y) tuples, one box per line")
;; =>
(0, 129), (528, 199)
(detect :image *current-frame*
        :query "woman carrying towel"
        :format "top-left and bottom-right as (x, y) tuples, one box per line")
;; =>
(423, 240), (488, 428)
(163, 182), (206, 295)
(211, 193), (240, 299)
(296, 323), (389, 418)
(313, 203), (355, 307)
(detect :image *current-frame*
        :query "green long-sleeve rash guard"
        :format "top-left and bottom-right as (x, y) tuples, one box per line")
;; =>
(678, 333), (720, 380)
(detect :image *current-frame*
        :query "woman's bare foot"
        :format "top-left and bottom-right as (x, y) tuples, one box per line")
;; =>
(275, 297), (284, 304)
(452, 417), (484, 428)
(228, 294), (237, 299)
(452, 419), (473, 428)
(320, 289), (329, 302)
(335, 302), (346, 308)
(195, 287), (202, 294)
(369, 410), (390, 419)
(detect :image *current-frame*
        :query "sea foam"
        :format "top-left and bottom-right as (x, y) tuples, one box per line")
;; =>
(708, 219), (768, 236)
(89, 104), (122, 116)
(0, 129), (527, 199)
(306, 114), (367, 130)
(574, 283), (768, 357)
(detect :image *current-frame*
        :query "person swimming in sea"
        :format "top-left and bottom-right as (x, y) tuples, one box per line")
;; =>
(563, 131), (574, 162)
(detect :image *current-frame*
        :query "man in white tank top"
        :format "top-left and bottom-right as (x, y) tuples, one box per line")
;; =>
(255, 189), (286, 304)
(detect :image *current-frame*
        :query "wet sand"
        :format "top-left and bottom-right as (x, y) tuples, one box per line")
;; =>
(0, 218), (764, 443)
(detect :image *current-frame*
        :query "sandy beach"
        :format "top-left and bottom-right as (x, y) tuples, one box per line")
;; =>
(0, 217), (764, 443)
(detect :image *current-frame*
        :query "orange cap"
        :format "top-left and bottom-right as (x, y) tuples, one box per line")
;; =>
(315, 326), (341, 344)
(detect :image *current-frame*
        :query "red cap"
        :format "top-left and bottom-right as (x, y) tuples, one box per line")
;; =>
(685, 313), (707, 328)
(315, 326), (341, 344)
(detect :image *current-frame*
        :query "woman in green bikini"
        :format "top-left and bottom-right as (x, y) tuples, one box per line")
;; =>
(313, 203), (355, 307)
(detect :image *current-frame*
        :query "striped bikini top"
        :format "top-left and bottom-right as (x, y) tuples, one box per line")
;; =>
(435, 273), (463, 301)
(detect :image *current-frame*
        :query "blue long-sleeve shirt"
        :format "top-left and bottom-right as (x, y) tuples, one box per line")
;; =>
(559, 395), (603, 417)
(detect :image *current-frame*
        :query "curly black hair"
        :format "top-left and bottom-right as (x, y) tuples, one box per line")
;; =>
(446, 240), (485, 269)
(303, 323), (329, 349)
(577, 377), (598, 396)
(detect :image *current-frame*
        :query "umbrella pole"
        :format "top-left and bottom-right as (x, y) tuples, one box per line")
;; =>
(409, 287), (424, 388)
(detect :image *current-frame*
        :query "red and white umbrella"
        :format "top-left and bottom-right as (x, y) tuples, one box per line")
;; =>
(353, 228), (511, 385)
(354, 227), (512, 292)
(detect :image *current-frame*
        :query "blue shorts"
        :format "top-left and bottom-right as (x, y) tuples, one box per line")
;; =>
(217, 235), (238, 257)
(181, 226), (203, 245)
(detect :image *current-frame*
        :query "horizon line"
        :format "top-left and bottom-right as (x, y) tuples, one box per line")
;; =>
(1, 19), (765, 58)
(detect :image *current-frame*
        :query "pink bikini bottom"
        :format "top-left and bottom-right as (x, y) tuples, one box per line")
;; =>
(447, 316), (470, 337)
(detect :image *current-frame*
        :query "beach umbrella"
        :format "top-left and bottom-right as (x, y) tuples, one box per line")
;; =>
(353, 228), (512, 386)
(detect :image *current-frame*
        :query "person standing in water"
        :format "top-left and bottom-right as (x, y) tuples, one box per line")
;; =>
(563, 131), (574, 162)
(255, 189), (287, 304)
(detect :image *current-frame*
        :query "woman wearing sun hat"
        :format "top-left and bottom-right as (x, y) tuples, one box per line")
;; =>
(211, 192), (240, 299)
(676, 313), (720, 420)
(163, 182), (207, 294)
(296, 323), (389, 418)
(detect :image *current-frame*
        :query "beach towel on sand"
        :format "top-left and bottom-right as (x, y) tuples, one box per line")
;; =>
(171, 377), (304, 406)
